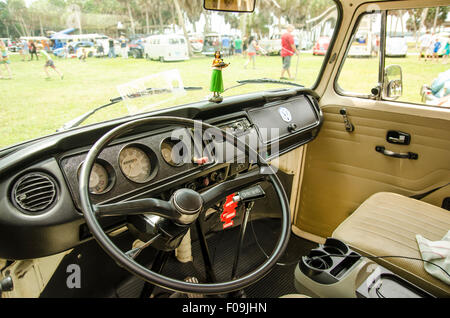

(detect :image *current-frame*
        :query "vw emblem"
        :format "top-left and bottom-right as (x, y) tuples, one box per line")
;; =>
(278, 107), (292, 122)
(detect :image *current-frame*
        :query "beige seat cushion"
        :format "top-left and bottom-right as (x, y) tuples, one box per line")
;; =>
(332, 192), (450, 297)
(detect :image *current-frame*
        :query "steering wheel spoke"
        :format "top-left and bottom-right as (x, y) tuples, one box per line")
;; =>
(93, 198), (176, 219)
(94, 188), (204, 226)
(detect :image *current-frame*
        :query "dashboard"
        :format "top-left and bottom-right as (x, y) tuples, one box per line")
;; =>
(0, 89), (322, 260)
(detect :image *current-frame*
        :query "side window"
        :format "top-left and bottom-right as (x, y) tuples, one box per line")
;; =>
(386, 7), (449, 107)
(337, 6), (449, 107)
(336, 13), (381, 95)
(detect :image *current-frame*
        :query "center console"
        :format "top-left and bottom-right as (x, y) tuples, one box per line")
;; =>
(294, 238), (434, 298)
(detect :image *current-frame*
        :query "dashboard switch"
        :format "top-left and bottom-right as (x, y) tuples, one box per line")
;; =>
(194, 156), (209, 165)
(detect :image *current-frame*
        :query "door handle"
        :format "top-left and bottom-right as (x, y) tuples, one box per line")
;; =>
(375, 146), (418, 160)
(386, 130), (410, 145)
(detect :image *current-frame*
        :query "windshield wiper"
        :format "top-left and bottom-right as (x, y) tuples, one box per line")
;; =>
(57, 86), (202, 131)
(224, 78), (304, 92)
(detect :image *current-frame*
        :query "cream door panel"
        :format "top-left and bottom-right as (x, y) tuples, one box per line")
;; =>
(295, 105), (450, 238)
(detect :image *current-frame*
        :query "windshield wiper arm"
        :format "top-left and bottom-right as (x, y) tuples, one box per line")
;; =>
(57, 86), (202, 131)
(223, 78), (304, 92)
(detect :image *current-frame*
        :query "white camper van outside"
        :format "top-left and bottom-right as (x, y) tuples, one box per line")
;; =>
(348, 14), (374, 57)
(144, 35), (189, 62)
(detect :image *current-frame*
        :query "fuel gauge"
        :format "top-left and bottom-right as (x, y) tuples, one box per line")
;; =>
(78, 161), (114, 195)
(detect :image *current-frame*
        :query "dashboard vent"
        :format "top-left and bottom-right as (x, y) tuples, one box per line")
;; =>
(12, 172), (57, 214)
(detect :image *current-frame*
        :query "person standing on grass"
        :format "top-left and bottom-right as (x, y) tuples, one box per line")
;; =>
(29, 41), (39, 61)
(119, 36), (128, 58)
(234, 37), (242, 56)
(442, 41), (449, 64)
(419, 31), (432, 61)
(0, 40), (13, 79)
(243, 36), (248, 57)
(432, 38), (442, 63)
(280, 25), (298, 80)
(108, 38), (116, 58)
(244, 36), (261, 69)
(40, 49), (63, 80)
(20, 39), (29, 61)
(79, 48), (87, 62)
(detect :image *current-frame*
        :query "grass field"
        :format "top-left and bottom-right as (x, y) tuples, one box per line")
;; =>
(0, 52), (448, 149)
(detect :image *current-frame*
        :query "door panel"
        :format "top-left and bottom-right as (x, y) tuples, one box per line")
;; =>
(294, 105), (450, 238)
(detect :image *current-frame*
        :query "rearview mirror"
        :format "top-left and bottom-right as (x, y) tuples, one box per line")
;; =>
(204, 0), (256, 12)
(383, 64), (402, 100)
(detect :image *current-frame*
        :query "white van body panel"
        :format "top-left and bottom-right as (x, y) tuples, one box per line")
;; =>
(144, 35), (189, 62)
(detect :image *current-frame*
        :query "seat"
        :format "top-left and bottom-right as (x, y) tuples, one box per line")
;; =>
(332, 192), (450, 297)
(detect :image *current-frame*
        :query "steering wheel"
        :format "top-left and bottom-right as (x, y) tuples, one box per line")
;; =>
(79, 116), (291, 295)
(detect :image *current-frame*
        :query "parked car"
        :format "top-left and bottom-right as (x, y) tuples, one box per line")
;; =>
(386, 35), (407, 57)
(128, 39), (145, 59)
(144, 34), (189, 62)
(260, 33), (282, 55)
(202, 33), (221, 56)
(312, 36), (330, 55)
(0, 38), (13, 51)
(9, 40), (18, 52)
(53, 41), (95, 58)
(188, 34), (203, 53)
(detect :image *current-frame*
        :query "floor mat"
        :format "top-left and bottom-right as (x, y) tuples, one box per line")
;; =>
(157, 218), (317, 298)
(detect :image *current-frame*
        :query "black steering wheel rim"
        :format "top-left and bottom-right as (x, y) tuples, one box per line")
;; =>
(79, 116), (291, 295)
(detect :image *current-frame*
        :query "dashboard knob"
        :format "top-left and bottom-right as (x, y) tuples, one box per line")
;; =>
(216, 172), (225, 182)
(210, 171), (218, 182)
(288, 123), (297, 132)
(186, 182), (197, 191)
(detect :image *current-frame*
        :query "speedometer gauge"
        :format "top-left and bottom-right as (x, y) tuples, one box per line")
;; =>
(119, 146), (152, 183)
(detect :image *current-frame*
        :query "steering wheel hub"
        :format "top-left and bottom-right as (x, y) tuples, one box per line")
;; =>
(171, 188), (203, 224)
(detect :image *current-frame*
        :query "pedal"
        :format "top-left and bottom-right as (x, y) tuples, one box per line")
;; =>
(184, 276), (204, 298)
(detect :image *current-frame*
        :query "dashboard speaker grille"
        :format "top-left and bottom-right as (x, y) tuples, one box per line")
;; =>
(12, 172), (57, 213)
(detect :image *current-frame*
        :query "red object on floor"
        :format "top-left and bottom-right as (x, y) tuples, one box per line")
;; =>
(221, 194), (238, 229)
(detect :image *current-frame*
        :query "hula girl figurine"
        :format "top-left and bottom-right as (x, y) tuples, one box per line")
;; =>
(209, 51), (229, 102)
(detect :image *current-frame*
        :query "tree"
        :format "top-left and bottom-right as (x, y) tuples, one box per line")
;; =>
(406, 9), (420, 48)
(6, 0), (31, 36)
(173, 0), (193, 56)
(182, 0), (203, 33)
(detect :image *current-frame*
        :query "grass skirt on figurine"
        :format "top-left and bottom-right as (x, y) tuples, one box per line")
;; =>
(210, 69), (224, 93)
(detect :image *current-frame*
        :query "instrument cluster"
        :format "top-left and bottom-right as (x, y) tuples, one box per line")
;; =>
(61, 129), (215, 209)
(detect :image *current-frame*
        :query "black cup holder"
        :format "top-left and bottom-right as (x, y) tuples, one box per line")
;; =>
(304, 250), (333, 270)
(322, 238), (348, 255)
(299, 238), (361, 285)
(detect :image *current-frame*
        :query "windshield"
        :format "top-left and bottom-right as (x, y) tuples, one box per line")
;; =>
(0, 0), (338, 149)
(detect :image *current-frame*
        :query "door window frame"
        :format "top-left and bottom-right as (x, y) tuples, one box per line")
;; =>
(334, 9), (385, 100)
(333, 0), (450, 109)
